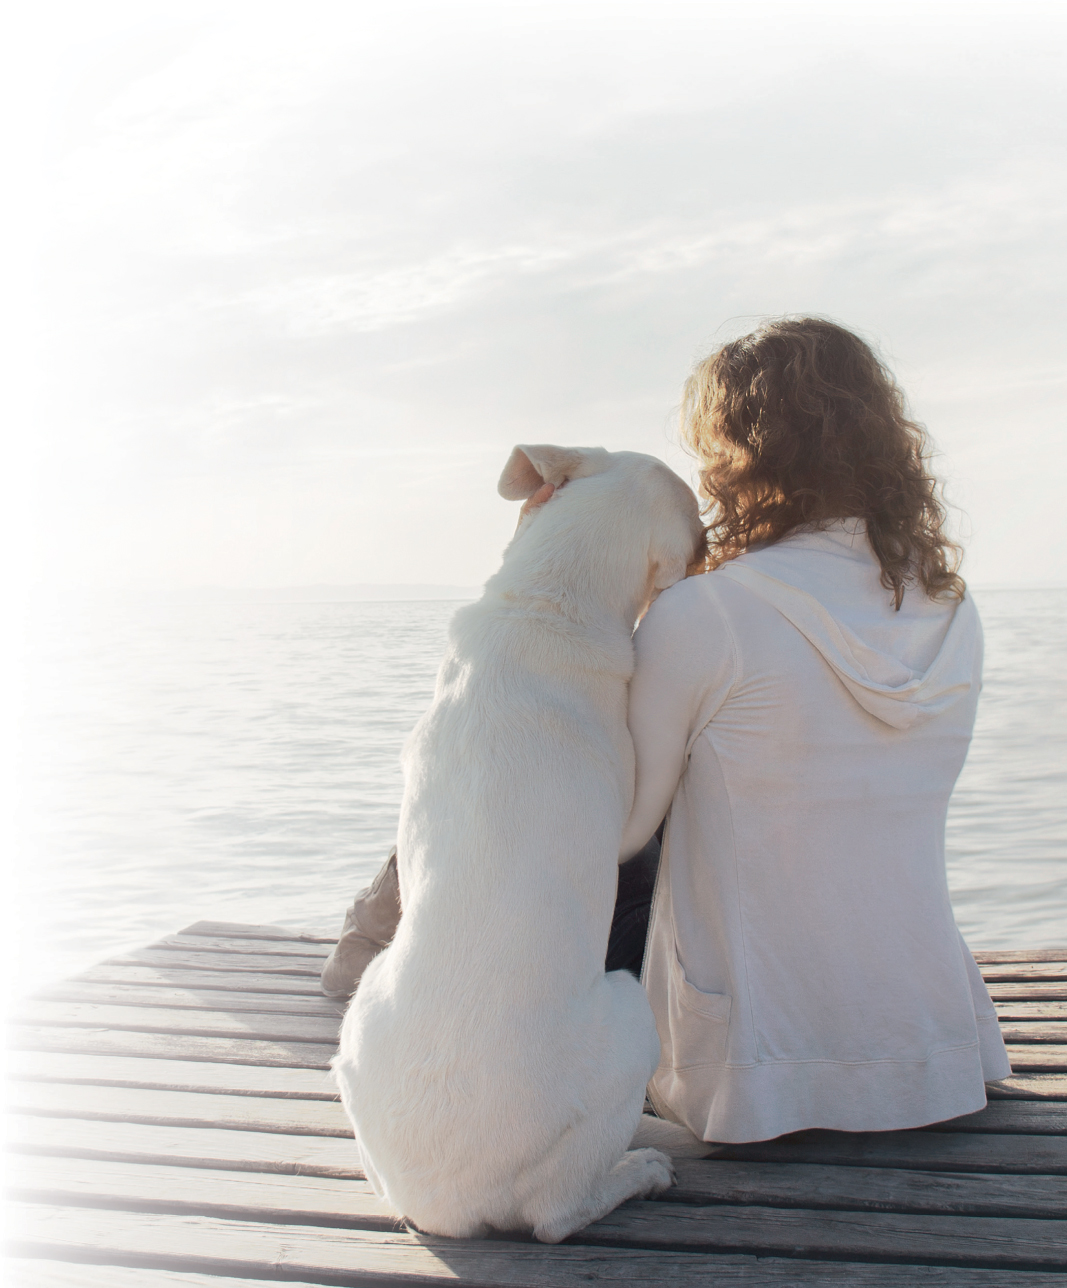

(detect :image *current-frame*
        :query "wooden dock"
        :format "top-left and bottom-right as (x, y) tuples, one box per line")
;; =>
(5, 922), (1067, 1286)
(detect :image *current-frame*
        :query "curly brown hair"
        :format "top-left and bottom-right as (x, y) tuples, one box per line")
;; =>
(681, 317), (964, 608)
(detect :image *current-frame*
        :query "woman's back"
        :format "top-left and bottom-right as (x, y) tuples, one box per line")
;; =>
(630, 520), (1010, 1143)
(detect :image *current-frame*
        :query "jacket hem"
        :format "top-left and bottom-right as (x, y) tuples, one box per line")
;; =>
(649, 1037), (1001, 1143)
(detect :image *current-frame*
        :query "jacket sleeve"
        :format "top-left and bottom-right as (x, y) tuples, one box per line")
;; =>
(620, 576), (737, 859)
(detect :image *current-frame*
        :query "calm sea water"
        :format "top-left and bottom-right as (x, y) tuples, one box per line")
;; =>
(10, 588), (1067, 997)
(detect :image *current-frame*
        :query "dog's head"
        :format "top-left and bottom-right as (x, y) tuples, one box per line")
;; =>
(498, 444), (703, 612)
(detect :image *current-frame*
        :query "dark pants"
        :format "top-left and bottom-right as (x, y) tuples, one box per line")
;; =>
(605, 833), (660, 977)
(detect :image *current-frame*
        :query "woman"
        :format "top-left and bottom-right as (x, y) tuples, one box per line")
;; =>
(621, 316), (1009, 1142)
(321, 314), (1008, 1143)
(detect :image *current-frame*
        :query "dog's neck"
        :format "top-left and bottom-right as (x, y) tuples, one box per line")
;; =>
(484, 493), (652, 636)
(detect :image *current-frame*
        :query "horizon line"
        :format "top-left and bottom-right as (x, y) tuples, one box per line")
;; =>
(22, 579), (1067, 601)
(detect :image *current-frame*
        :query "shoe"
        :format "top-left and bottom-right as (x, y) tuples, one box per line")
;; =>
(320, 848), (402, 999)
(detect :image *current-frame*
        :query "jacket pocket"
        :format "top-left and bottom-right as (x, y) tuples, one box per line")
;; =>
(667, 952), (732, 1069)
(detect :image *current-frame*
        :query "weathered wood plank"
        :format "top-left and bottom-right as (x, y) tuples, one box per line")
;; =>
(14, 999), (341, 1044)
(12, 1069), (1060, 1141)
(998, 1022), (1067, 1043)
(713, 1128), (1067, 1173)
(14, 1111), (1067, 1182)
(980, 962), (1067, 982)
(986, 1073), (1067, 1100)
(159, 933), (1061, 964)
(15, 1153), (1065, 1227)
(924, 1101), (1067, 1134)
(7, 1025), (334, 1069)
(975, 950), (1067, 964)
(7, 1114), (361, 1177)
(669, 1158), (1067, 1218)
(7, 1156), (392, 1226)
(32, 1000), (1065, 1046)
(33, 980), (346, 1018)
(579, 1199), (1067, 1268)
(113, 997), (1067, 1048)
(12, 1204), (1067, 1286)
(72, 963), (327, 996)
(5, 1050), (339, 1098)
(4, 1262), (336, 1288)
(152, 935), (330, 960)
(11, 1082), (353, 1137)
(987, 982), (1067, 1002)
(19, 1027), (1057, 1075)
(179, 920), (336, 944)
(1004, 1044), (1067, 1071)
(103, 948), (324, 976)
(994, 1001), (1067, 1020)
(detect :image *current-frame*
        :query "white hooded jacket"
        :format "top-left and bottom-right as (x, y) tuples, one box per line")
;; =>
(625, 519), (1010, 1143)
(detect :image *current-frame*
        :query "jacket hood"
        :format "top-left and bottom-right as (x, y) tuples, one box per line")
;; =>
(715, 521), (980, 730)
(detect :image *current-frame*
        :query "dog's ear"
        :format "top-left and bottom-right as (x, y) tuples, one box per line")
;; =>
(498, 445), (587, 500)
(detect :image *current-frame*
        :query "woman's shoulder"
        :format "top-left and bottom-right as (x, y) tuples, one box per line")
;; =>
(634, 572), (739, 693)
(649, 569), (732, 618)
(638, 572), (738, 652)
(650, 564), (765, 623)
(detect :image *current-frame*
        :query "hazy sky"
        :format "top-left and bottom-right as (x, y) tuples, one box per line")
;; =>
(7, 0), (1067, 589)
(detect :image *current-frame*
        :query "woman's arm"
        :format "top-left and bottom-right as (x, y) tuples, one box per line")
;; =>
(620, 577), (737, 860)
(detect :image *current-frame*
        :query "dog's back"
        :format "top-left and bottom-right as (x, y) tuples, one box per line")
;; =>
(333, 446), (701, 1240)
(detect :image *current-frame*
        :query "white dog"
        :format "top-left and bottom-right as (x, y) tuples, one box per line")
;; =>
(332, 444), (702, 1242)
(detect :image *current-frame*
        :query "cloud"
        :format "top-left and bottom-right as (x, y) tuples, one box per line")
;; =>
(14, 0), (1067, 589)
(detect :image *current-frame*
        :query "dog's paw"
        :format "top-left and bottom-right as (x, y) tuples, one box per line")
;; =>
(631, 1146), (676, 1195)
(631, 1113), (715, 1158)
